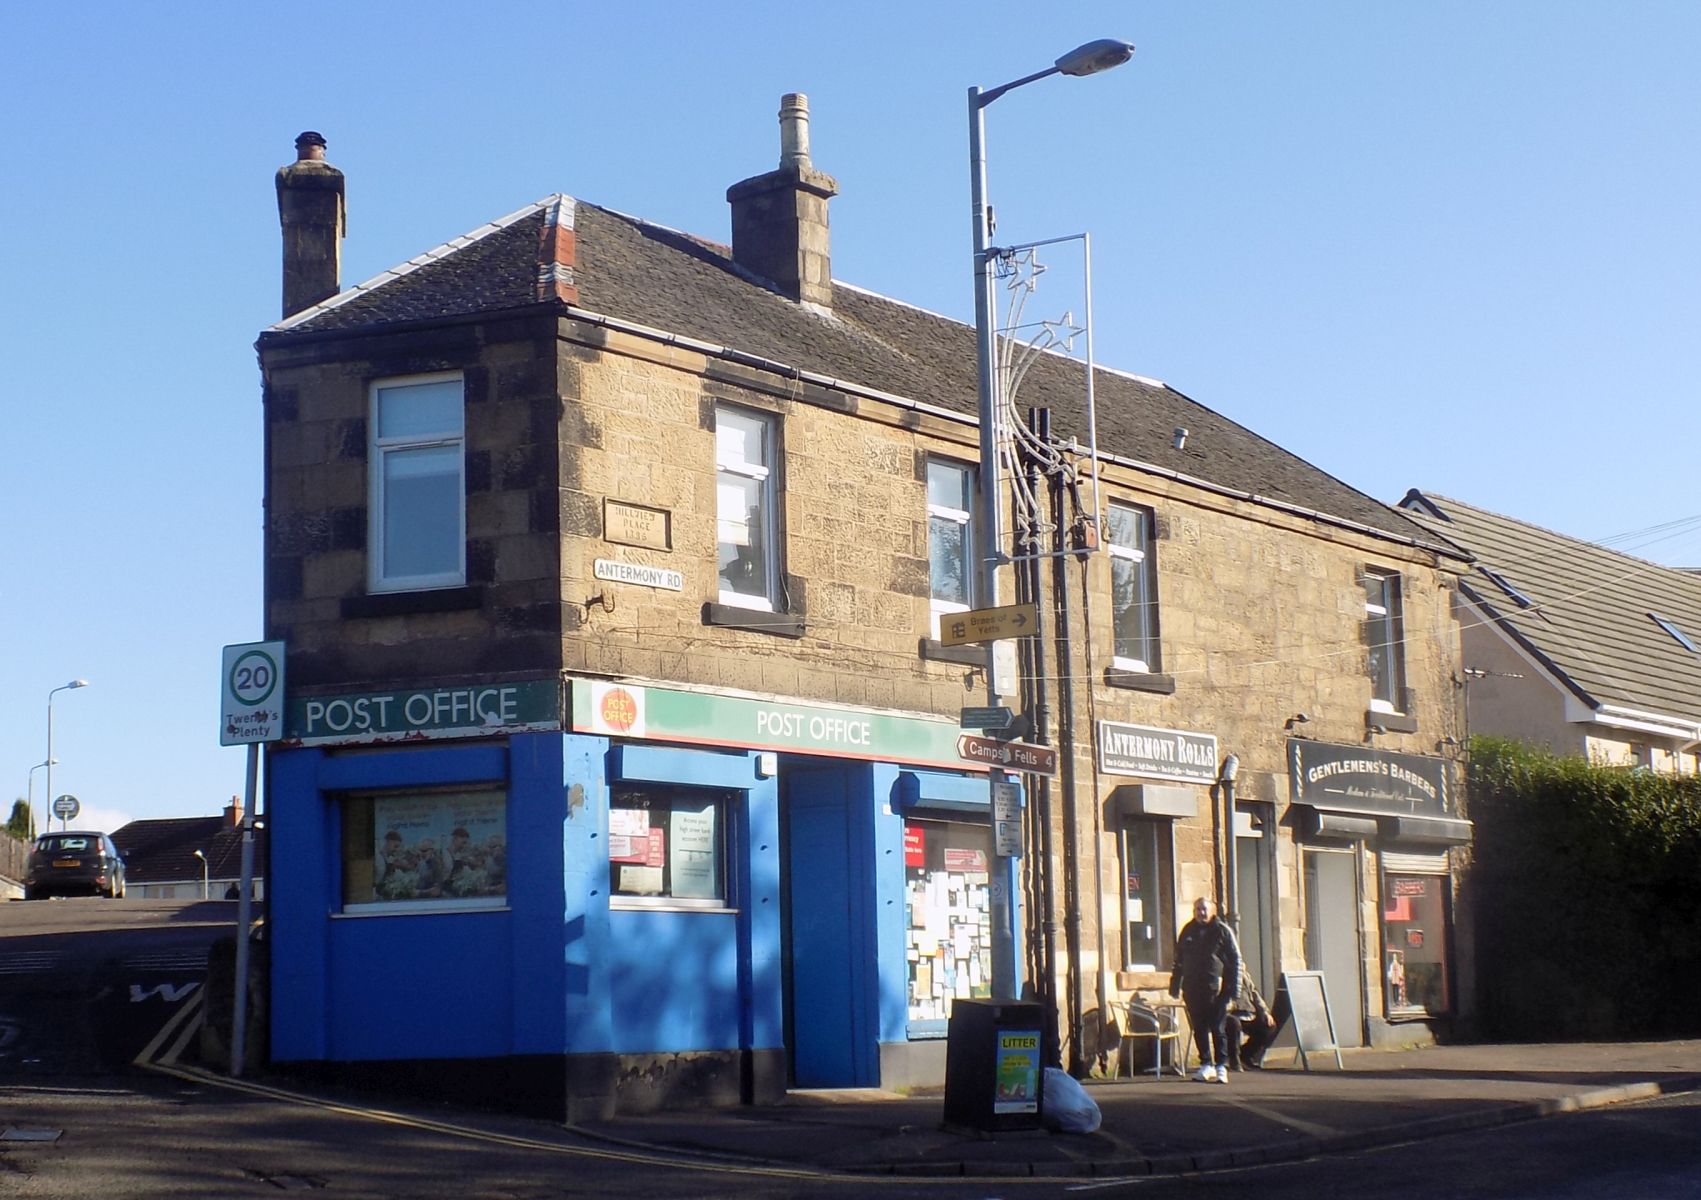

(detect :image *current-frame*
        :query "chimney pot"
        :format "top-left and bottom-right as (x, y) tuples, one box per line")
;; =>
(294, 130), (328, 161)
(778, 94), (811, 168)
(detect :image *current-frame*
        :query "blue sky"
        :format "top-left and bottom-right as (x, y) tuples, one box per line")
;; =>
(4, 2), (1699, 830)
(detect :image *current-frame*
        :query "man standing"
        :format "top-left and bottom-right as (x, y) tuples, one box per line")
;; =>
(1169, 897), (1241, 1083)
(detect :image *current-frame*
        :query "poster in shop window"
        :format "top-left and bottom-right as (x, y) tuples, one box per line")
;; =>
(371, 792), (506, 902)
(669, 802), (718, 899)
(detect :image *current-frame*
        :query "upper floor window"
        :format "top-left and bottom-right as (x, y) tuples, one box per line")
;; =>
(1107, 503), (1160, 671)
(715, 406), (779, 610)
(1364, 569), (1406, 711)
(370, 374), (465, 593)
(927, 458), (976, 637)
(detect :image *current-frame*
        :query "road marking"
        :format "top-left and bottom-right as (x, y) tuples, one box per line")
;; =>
(123, 953), (209, 970)
(132, 986), (203, 1068)
(0, 952), (61, 976)
(129, 982), (201, 1003)
(1217, 1094), (1343, 1137)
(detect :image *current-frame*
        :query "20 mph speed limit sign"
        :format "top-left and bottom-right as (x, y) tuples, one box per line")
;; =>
(221, 641), (286, 746)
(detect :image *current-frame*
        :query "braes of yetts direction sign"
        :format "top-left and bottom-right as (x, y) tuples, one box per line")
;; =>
(221, 641), (286, 746)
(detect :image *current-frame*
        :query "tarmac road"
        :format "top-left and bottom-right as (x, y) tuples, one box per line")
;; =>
(2, 1073), (1700, 1199)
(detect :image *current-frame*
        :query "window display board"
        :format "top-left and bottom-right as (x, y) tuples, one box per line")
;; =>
(905, 819), (994, 1036)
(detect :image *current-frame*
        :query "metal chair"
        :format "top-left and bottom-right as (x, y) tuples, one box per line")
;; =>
(1113, 999), (1183, 1079)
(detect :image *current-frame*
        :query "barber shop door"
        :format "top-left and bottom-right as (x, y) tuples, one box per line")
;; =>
(1303, 848), (1365, 1047)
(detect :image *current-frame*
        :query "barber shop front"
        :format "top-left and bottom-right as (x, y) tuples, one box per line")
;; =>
(1288, 739), (1470, 1048)
(267, 675), (1005, 1119)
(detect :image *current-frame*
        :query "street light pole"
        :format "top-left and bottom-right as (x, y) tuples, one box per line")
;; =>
(25, 759), (55, 840)
(193, 849), (209, 900)
(45, 680), (89, 831)
(967, 38), (1134, 1013)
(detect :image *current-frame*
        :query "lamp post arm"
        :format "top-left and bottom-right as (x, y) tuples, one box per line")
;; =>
(975, 65), (1061, 110)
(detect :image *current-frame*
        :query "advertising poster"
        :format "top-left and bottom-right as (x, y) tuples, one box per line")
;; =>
(372, 792), (506, 901)
(669, 802), (719, 899)
(994, 1030), (1042, 1113)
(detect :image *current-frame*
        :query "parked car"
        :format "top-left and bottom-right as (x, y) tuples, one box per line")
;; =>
(24, 831), (126, 899)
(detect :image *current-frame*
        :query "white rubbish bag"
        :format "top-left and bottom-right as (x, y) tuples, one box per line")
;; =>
(1041, 1066), (1102, 1133)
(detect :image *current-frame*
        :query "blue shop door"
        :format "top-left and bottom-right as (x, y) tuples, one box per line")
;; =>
(783, 764), (878, 1088)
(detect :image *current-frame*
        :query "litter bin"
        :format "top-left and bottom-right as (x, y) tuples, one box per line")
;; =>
(942, 998), (1046, 1132)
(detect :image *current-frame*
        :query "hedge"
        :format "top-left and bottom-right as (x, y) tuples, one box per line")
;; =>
(1466, 737), (1701, 1039)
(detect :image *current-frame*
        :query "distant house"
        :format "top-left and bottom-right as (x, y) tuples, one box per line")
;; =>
(111, 801), (267, 900)
(1400, 491), (1701, 773)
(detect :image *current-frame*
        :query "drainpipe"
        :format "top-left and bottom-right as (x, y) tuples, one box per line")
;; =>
(1048, 425), (1085, 1075)
(1021, 409), (1061, 1065)
(1220, 754), (1240, 934)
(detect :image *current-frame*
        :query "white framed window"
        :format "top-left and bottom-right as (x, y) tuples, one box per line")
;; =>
(1108, 503), (1159, 671)
(1120, 818), (1175, 970)
(609, 786), (730, 909)
(369, 373), (465, 593)
(716, 406), (778, 610)
(1364, 569), (1406, 712)
(927, 458), (976, 638)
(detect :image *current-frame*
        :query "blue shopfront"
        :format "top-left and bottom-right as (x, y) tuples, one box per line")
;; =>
(267, 677), (1008, 1118)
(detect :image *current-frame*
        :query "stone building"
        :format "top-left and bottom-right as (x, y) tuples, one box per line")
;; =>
(258, 104), (1469, 1120)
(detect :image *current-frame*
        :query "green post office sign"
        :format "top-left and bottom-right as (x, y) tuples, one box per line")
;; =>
(571, 678), (969, 770)
(285, 680), (561, 746)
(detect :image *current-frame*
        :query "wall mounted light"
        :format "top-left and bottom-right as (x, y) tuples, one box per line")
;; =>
(1283, 713), (1311, 731)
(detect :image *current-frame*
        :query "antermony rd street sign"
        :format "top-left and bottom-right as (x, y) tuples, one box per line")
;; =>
(957, 733), (1057, 776)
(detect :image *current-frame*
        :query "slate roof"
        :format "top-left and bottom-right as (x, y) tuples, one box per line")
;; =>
(1400, 490), (1701, 727)
(262, 194), (1458, 555)
(111, 817), (266, 886)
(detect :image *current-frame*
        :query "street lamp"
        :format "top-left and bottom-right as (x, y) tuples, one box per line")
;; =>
(25, 758), (56, 841)
(46, 680), (89, 831)
(193, 849), (209, 900)
(967, 39), (1134, 1005)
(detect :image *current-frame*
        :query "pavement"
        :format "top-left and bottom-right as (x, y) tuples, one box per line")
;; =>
(570, 1039), (1701, 1179)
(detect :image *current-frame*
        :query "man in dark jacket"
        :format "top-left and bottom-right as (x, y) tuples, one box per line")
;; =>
(1168, 897), (1241, 1083)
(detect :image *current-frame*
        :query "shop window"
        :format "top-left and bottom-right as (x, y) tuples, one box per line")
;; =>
(370, 373), (465, 593)
(1383, 873), (1450, 1014)
(1107, 502), (1160, 671)
(1120, 818), (1175, 970)
(926, 458), (977, 638)
(609, 787), (729, 906)
(904, 818), (994, 1035)
(716, 406), (779, 611)
(340, 788), (506, 912)
(1363, 569), (1406, 712)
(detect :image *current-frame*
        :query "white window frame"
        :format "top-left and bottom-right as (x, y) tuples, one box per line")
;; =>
(927, 458), (977, 639)
(1119, 817), (1175, 972)
(715, 406), (779, 612)
(368, 372), (466, 594)
(1108, 502), (1159, 672)
(1364, 569), (1406, 713)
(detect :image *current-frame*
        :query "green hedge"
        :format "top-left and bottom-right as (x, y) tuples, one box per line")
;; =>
(1466, 737), (1701, 1039)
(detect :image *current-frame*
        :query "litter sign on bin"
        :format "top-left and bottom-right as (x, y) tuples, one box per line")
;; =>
(994, 1030), (1042, 1114)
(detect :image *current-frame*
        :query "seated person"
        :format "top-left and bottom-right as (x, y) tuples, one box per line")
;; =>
(1227, 970), (1279, 1070)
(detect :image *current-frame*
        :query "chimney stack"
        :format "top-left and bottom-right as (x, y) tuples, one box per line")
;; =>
(276, 131), (346, 318)
(727, 94), (838, 311)
(225, 796), (244, 828)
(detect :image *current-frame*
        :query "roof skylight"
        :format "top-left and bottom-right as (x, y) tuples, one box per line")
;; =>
(1650, 613), (1699, 654)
